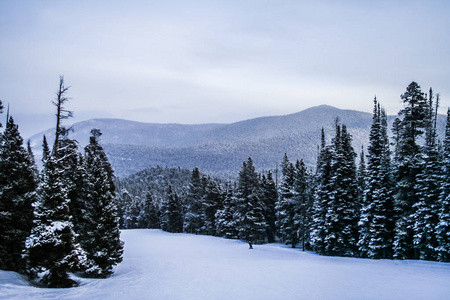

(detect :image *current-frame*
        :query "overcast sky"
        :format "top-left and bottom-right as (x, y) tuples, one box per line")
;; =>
(1, 0), (449, 138)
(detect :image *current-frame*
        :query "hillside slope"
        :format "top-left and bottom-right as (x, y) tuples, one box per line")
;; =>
(29, 105), (446, 177)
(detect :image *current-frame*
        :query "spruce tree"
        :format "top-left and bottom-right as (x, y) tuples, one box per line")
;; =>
(161, 185), (184, 233)
(81, 129), (124, 278)
(437, 108), (450, 261)
(234, 158), (267, 246)
(393, 82), (428, 259)
(183, 168), (205, 234)
(413, 90), (441, 260)
(358, 99), (395, 259)
(260, 171), (278, 243)
(275, 154), (298, 247)
(0, 116), (37, 271)
(324, 124), (359, 256)
(138, 193), (160, 228)
(202, 177), (223, 236)
(293, 159), (313, 251)
(215, 182), (239, 239)
(24, 77), (86, 287)
(310, 131), (334, 255)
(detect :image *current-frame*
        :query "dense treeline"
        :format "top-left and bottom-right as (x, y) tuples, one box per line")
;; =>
(118, 82), (450, 261)
(0, 77), (123, 288)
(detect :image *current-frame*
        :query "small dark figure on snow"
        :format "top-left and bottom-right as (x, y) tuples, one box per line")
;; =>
(248, 241), (253, 249)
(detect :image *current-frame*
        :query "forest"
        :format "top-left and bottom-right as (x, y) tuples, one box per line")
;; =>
(116, 81), (450, 261)
(1, 79), (449, 290)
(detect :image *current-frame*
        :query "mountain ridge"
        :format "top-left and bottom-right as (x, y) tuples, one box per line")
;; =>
(28, 105), (446, 178)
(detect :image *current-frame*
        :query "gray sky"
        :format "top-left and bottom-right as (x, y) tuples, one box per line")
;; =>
(1, 0), (449, 138)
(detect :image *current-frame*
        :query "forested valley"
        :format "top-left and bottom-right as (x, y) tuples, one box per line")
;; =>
(1, 79), (450, 290)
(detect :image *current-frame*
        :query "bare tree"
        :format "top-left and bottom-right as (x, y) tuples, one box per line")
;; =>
(52, 76), (73, 157)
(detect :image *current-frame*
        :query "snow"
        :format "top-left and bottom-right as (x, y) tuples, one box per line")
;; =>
(2, 229), (450, 300)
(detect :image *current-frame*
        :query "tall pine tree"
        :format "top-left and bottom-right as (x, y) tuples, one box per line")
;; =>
(0, 116), (37, 271)
(81, 129), (124, 278)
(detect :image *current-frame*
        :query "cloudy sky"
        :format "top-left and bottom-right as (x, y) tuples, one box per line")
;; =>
(1, 0), (449, 138)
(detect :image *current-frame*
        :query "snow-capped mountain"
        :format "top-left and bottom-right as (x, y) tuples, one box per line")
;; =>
(28, 105), (446, 178)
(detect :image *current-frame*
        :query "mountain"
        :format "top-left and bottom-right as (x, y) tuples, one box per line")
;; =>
(28, 105), (446, 178)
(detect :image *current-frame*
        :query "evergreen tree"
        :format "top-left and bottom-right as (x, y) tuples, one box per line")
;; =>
(24, 156), (86, 287)
(324, 124), (359, 256)
(24, 77), (86, 287)
(293, 159), (313, 251)
(183, 168), (205, 234)
(234, 158), (267, 246)
(358, 99), (395, 259)
(260, 171), (278, 243)
(161, 185), (184, 233)
(310, 132), (334, 255)
(0, 116), (37, 271)
(81, 129), (124, 277)
(138, 193), (160, 228)
(42, 135), (51, 166)
(393, 82), (429, 259)
(437, 108), (450, 261)
(413, 89), (441, 260)
(275, 154), (297, 247)
(202, 177), (223, 236)
(215, 183), (239, 239)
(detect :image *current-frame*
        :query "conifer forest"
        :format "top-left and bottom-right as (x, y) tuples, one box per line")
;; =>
(1, 78), (450, 291)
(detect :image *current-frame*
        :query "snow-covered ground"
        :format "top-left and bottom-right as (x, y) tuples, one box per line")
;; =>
(1, 229), (450, 300)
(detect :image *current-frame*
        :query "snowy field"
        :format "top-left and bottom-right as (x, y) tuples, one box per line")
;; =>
(1, 229), (450, 300)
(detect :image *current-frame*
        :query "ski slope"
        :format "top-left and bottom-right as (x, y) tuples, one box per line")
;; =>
(1, 229), (450, 300)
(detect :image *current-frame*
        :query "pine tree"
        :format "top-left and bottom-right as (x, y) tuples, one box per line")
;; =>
(437, 108), (450, 261)
(138, 193), (160, 228)
(413, 89), (441, 260)
(234, 158), (267, 246)
(81, 129), (124, 277)
(24, 76), (86, 287)
(275, 154), (298, 247)
(161, 185), (184, 233)
(324, 124), (359, 256)
(183, 168), (205, 234)
(260, 171), (278, 243)
(0, 116), (37, 271)
(42, 135), (51, 166)
(358, 99), (395, 259)
(202, 177), (223, 236)
(310, 131), (334, 255)
(393, 82), (429, 259)
(215, 182), (239, 239)
(293, 159), (313, 251)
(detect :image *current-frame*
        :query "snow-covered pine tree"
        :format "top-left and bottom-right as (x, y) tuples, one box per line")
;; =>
(215, 182), (239, 239)
(0, 116), (37, 272)
(183, 168), (205, 234)
(437, 107), (450, 262)
(275, 154), (298, 247)
(202, 177), (223, 236)
(138, 192), (160, 229)
(24, 76), (86, 287)
(42, 135), (51, 166)
(234, 157), (267, 246)
(356, 146), (367, 206)
(81, 129), (124, 278)
(292, 159), (313, 251)
(310, 128), (334, 255)
(161, 185), (184, 233)
(260, 171), (277, 243)
(324, 123), (359, 256)
(358, 99), (395, 259)
(412, 89), (441, 260)
(393, 82), (429, 259)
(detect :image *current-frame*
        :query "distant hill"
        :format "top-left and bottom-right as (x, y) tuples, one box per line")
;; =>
(29, 105), (446, 178)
